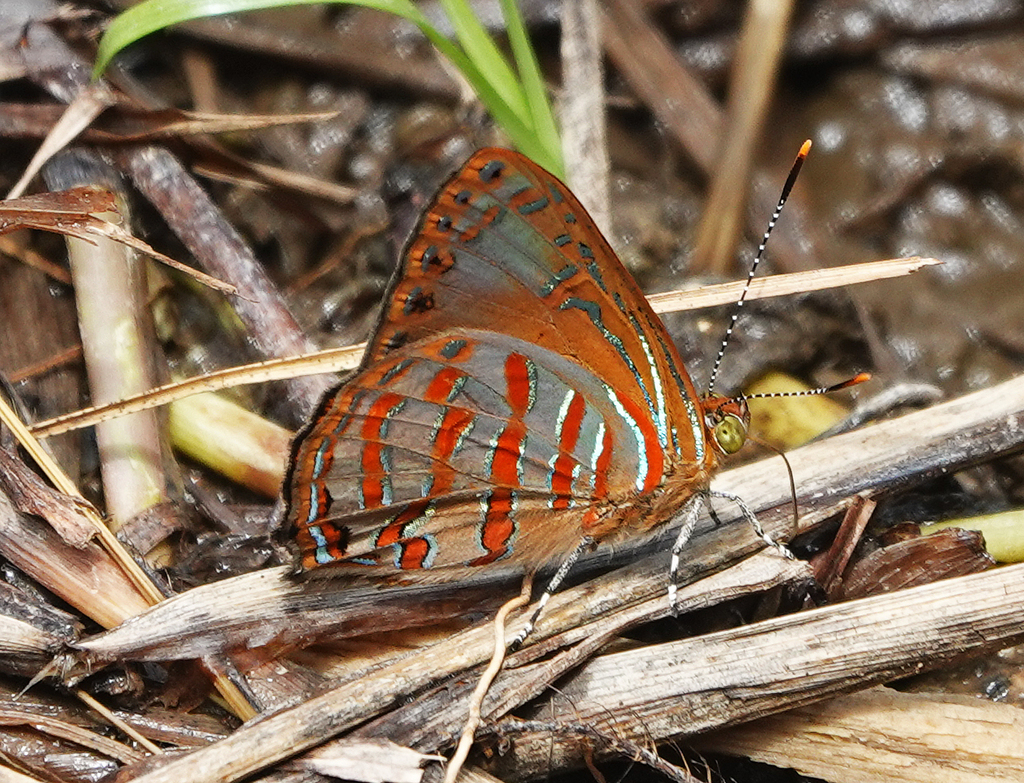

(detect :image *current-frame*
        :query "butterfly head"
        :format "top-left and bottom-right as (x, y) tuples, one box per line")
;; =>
(701, 395), (750, 456)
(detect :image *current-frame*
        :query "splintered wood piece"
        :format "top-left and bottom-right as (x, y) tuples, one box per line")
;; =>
(490, 563), (1024, 779)
(696, 687), (1024, 783)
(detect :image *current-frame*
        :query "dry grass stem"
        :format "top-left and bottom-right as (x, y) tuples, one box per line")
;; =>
(30, 258), (933, 440)
(692, 0), (795, 274)
(560, 0), (610, 233)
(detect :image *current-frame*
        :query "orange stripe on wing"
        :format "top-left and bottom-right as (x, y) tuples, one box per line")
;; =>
(375, 499), (429, 548)
(471, 488), (516, 565)
(430, 408), (473, 496)
(297, 520), (349, 569)
(399, 537), (434, 569)
(609, 386), (665, 494)
(504, 352), (534, 417)
(422, 363), (474, 497)
(490, 420), (527, 487)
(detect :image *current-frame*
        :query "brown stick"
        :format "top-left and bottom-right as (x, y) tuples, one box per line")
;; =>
(491, 562), (1024, 779)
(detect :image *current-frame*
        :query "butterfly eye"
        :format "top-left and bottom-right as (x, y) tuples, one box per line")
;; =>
(713, 414), (747, 455)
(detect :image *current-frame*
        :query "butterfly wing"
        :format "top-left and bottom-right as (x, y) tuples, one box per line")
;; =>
(284, 149), (717, 577)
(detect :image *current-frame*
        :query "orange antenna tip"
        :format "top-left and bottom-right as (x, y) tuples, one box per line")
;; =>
(843, 371), (871, 387)
(824, 372), (871, 393)
(734, 371), (871, 404)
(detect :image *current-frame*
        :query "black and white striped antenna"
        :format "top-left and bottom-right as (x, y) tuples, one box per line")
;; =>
(705, 139), (812, 397)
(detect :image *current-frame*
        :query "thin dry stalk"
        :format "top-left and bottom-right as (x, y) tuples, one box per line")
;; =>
(16, 14), (332, 416)
(692, 0), (795, 274)
(45, 158), (168, 530)
(490, 562), (1024, 778)
(31, 257), (935, 440)
(560, 0), (610, 232)
(600, 0), (820, 272)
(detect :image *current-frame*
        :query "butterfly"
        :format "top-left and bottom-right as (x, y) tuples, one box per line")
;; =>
(281, 147), (760, 586)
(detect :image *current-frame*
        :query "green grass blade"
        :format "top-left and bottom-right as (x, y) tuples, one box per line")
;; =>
(96, 0), (438, 77)
(496, 0), (561, 175)
(436, 0), (527, 119)
(94, 0), (559, 165)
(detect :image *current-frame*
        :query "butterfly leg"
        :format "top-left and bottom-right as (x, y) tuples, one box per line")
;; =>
(668, 494), (706, 615)
(510, 535), (595, 649)
(708, 489), (795, 560)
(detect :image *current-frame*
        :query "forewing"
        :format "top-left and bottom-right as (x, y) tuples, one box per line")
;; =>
(371, 148), (711, 475)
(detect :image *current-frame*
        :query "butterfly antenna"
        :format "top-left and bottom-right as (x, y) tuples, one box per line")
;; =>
(734, 372), (871, 405)
(706, 140), (812, 397)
